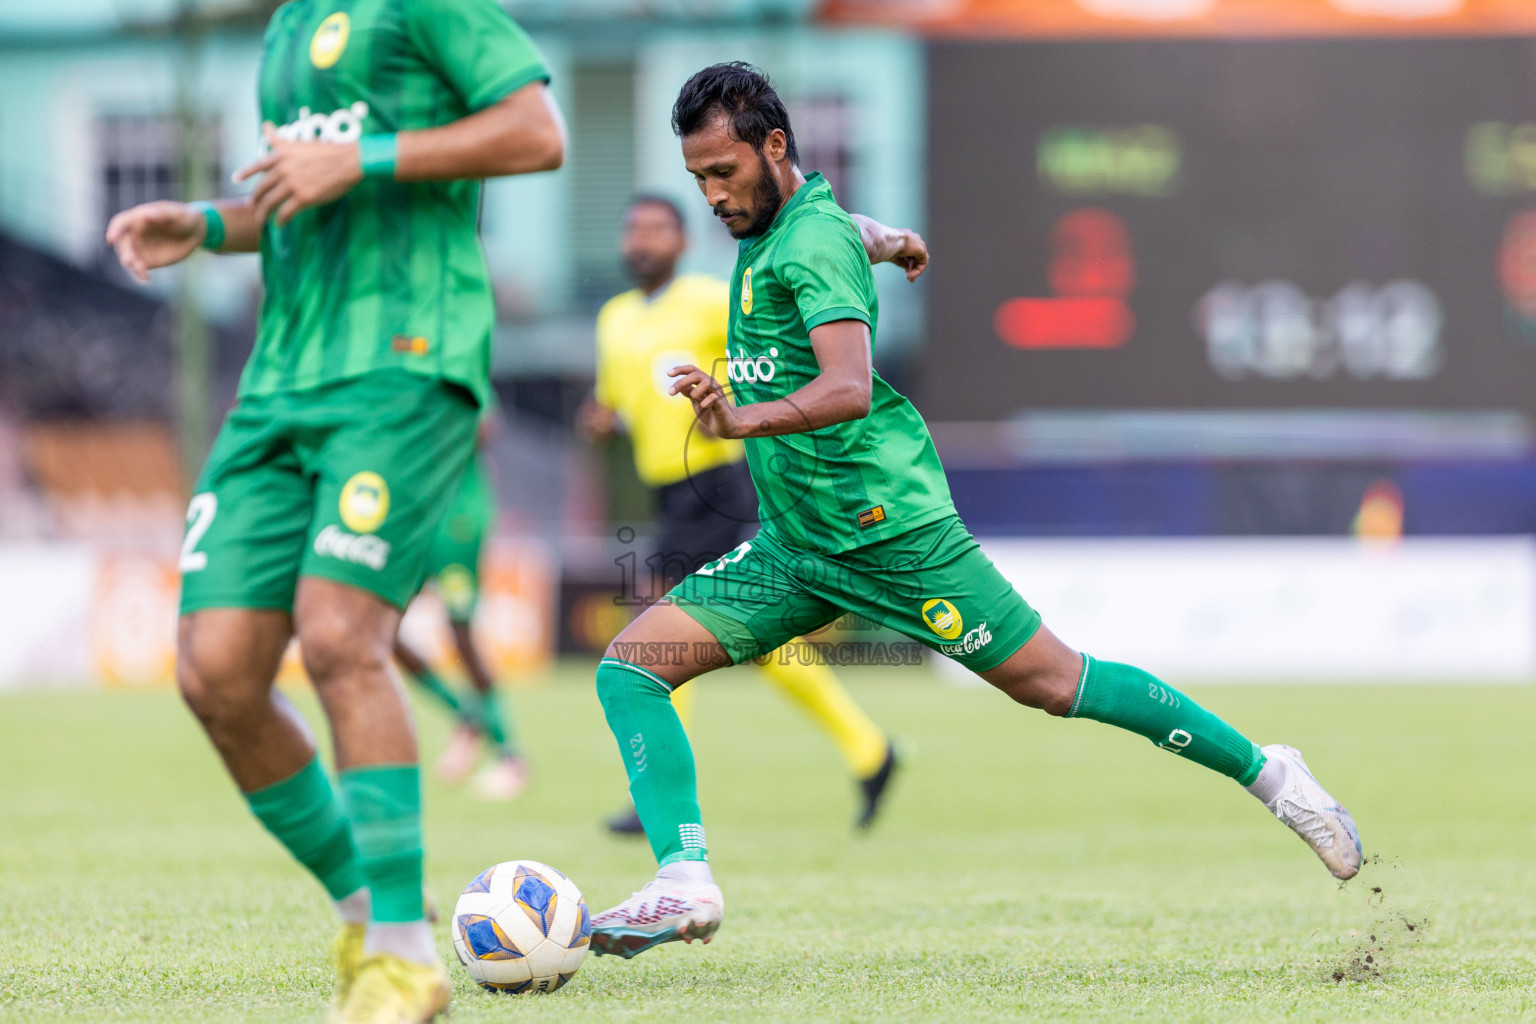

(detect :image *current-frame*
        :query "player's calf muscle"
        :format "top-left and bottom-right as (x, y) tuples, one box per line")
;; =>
(176, 609), (312, 791)
(978, 626), (1083, 716)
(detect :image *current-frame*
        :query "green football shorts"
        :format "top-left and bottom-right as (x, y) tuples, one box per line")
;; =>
(671, 515), (1041, 672)
(178, 370), (478, 615)
(423, 522), (485, 624)
(420, 455), (494, 623)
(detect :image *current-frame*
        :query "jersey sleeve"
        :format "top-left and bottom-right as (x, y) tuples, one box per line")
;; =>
(404, 0), (551, 112)
(774, 213), (874, 332)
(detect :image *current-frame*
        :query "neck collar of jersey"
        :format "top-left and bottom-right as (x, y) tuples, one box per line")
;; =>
(752, 171), (828, 244)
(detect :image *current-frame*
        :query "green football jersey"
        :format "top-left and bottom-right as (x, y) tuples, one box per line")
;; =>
(725, 173), (956, 553)
(242, 0), (549, 406)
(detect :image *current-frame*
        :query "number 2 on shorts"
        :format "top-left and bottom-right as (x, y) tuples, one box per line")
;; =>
(179, 493), (218, 572)
(695, 541), (751, 577)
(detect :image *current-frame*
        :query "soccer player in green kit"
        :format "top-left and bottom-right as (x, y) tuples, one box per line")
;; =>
(588, 63), (1362, 959)
(104, 2), (563, 1020)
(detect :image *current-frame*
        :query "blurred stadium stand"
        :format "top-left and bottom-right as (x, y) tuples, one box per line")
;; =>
(0, 232), (174, 422)
(0, 231), (182, 544)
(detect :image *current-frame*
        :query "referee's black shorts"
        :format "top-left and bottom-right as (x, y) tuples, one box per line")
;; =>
(652, 460), (757, 589)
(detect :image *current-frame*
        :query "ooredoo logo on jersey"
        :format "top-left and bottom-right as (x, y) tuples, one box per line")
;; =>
(269, 103), (370, 147)
(725, 346), (780, 384)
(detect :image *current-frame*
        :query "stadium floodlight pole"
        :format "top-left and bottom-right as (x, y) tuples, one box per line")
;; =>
(154, 0), (281, 488)
(172, 0), (213, 489)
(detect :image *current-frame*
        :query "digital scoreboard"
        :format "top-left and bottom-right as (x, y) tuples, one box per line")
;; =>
(923, 38), (1536, 426)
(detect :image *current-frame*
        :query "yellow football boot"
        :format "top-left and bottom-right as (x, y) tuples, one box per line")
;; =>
(324, 922), (367, 1022)
(335, 953), (451, 1024)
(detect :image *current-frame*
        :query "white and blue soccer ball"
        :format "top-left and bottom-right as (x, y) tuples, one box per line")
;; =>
(451, 860), (590, 994)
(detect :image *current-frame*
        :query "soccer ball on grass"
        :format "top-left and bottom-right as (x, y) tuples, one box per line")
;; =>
(451, 860), (590, 994)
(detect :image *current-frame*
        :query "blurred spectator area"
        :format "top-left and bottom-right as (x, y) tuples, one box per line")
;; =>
(0, 231), (182, 545)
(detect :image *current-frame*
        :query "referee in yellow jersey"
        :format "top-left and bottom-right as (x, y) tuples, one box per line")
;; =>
(582, 194), (914, 832)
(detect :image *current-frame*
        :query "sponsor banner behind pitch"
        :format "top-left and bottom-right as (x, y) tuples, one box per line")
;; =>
(924, 38), (1536, 427)
(958, 536), (1536, 681)
(825, 0), (1536, 37)
(0, 540), (555, 691)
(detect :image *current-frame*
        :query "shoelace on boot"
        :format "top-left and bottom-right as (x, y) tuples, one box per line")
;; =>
(1273, 796), (1336, 848)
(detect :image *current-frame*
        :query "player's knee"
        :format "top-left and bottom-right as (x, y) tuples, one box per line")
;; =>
(176, 627), (264, 731)
(599, 621), (643, 667)
(594, 653), (635, 702)
(293, 580), (398, 690)
(594, 653), (672, 708)
(175, 655), (219, 724)
(299, 615), (389, 689)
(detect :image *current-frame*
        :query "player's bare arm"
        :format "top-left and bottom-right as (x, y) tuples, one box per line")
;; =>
(236, 81), (564, 226)
(108, 83), (565, 279)
(851, 213), (929, 282)
(667, 318), (872, 439)
(105, 199), (262, 283)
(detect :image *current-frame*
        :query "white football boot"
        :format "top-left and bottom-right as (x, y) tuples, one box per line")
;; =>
(1255, 744), (1362, 880)
(590, 879), (724, 959)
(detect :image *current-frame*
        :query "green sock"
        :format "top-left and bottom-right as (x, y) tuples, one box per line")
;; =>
(339, 764), (424, 923)
(477, 688), (517, 756)
(244, 756), (365, 901)
(1068, 655), (1264, 785)
(596, 658), (707, 866)
(407, 665), (462, 717)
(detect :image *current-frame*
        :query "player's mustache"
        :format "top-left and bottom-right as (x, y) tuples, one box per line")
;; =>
(713, 204), (747, 221)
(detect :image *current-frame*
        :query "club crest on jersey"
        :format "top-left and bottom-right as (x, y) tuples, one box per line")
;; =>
(310, 12), (351, 69)
(339, 471), (390, 534)
(921, 598), (964, 640)
(740, 268), (753, 315)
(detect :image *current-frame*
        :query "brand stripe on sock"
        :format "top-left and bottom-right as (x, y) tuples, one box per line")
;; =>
(1068, 653), (1092, 718)
(599, 657), (673, 692)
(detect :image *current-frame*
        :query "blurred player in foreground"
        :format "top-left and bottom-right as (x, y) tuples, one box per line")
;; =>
(581, 194), (918, 835)
(586, 63), (1363, 960)
(105, 2), (563, 1020)
(393, 420), (528, 801)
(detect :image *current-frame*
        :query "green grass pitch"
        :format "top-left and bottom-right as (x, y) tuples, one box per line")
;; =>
(3, 665), (1534, 1022)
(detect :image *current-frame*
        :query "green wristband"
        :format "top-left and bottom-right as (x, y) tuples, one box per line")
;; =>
(359, 134), (399, 179)
(191, 202), (225, 251)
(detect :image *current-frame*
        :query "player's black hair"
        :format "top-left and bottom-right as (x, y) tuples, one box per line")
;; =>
(627, 193), (686, 229)
(671, 61), (799, 165)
